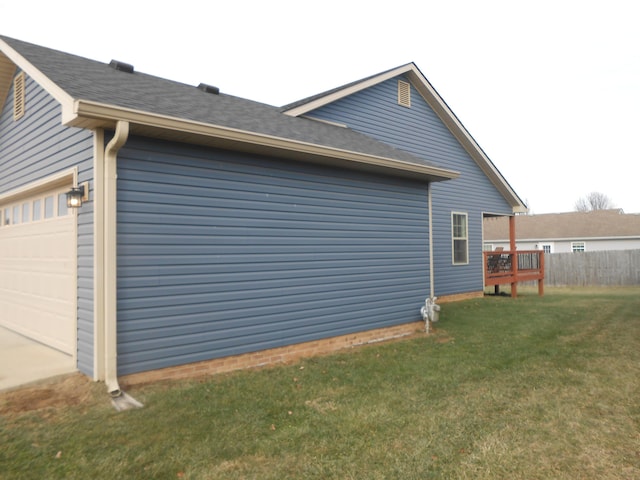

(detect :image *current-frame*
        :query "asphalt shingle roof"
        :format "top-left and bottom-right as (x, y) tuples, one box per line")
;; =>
(1, 35), (446, 171)
(484, 209), (640, 241)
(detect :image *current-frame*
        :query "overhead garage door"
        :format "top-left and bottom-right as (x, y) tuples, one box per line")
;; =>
(0, 186), (76, 354)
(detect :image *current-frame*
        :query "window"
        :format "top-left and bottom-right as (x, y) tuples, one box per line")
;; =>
(572, 242), (585, 253)
(58, 193), (68, 217)
(542, 245), (551, 254)
(452, 212), (469, 264)
(22, 202), (30, 222)
(12, 205), (20, 225)
(44, 195), (55, 219)
(32, 199), (42, 221)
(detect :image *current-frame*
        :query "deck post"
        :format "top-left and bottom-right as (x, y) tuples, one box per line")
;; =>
(509, 216), (517, 297)
(538, 250), (545, 296)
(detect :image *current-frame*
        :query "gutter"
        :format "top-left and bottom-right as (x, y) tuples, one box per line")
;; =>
(66, 100), (459, 183)
(102, 120), (142, 410)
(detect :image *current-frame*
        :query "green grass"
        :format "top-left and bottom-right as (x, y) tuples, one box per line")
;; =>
(2, 287), (640, 479)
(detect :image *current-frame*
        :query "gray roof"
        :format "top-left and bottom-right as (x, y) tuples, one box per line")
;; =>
(0, 35), (451, 174)
(484, 209), (640, 241)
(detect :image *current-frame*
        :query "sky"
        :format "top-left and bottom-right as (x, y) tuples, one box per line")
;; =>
(1, 0), (638, 214)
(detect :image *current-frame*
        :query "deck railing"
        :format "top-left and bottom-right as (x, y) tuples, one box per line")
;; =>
(483, 250), (545, 297)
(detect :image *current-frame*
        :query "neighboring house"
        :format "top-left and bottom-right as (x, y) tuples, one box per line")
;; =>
(484, 209), (640, 253)
(0, 35), (525, 391)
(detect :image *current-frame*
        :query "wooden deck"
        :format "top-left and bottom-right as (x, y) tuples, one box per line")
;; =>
(484, 250), (545, 297)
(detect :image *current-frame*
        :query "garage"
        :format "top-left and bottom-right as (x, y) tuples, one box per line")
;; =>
(0, 183), (76, 355)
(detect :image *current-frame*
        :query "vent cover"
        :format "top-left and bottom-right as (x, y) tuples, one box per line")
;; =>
(197, 83), (220, 95)
(13, 72), (25, 121)
(109, 60), (135, 73)
(398, 80), (411, 108)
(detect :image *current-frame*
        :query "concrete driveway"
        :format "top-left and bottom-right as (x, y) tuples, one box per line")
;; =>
(0, 326), (75, 391)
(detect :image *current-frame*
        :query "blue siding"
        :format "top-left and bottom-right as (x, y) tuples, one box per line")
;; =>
(116, 137), (430, 375)
(307, 76), (514, 295)
(0, 73), (94, 375)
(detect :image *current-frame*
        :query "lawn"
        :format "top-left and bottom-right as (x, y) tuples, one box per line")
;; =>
(1, 287), (639, 479)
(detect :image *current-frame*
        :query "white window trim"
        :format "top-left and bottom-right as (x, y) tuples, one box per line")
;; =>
(539, 243), (553, 254)
(571, 241), (586, 253)
(451, 211), (469, 265)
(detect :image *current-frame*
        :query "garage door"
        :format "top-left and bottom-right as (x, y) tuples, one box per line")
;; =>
(0, 186), (76, 354)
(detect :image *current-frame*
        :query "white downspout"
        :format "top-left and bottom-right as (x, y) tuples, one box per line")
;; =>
(103, 121), (129, 396)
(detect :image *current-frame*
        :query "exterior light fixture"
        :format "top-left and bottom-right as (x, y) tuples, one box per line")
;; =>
(66, 182), (89, 208)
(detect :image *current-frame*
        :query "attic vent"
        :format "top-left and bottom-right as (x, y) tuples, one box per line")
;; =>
(197, 83), (220, 95)
(13, 72), (25, 121)
(109, 60), (135, 73)
(398, 80), (411, 108)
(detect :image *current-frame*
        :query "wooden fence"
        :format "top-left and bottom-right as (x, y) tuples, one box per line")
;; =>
(543, 249), (640, 286)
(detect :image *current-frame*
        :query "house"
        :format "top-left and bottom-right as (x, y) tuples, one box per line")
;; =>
(484, 209), (640, 253)
(0, 35), (525, 392)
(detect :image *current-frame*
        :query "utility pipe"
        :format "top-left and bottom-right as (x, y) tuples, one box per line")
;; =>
(103, 121), (129, 395)
(428, 182), (435, 299)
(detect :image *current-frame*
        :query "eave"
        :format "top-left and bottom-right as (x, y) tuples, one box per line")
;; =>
(65, 99), (460, 182)
(0, 38), (75, 111)
(0, 52), (16, 110)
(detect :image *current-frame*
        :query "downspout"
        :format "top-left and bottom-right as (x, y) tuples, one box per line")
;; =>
(103, 121), (141, 409)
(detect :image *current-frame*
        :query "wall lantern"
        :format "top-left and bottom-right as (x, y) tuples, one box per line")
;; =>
(66, 182), (89, 208)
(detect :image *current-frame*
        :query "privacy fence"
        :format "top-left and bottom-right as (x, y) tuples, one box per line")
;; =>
(543, 249), (640, 286)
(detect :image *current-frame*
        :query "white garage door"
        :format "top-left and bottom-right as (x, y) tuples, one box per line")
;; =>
(0, 186), (76, 354)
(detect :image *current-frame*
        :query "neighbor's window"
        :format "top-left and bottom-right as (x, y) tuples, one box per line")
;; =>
(571, 242), (585, 253)
(452, 212), (469, 264)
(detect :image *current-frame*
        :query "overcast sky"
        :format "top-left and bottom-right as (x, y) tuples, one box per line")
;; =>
(2, 0), (638, 214)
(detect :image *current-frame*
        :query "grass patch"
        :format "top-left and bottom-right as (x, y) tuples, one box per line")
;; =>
(2, 287), (639, 479)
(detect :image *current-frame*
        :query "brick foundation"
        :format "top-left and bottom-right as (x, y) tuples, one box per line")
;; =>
(120, 320), (425, 387)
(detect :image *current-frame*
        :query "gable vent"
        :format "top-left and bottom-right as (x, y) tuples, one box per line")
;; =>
(398, 80), (411, 108)
(13, 72), (25, 121)
(197, 83), (220, 95)
(109, 60), (135, 73)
